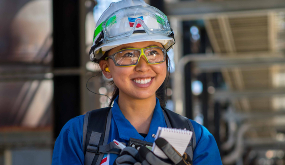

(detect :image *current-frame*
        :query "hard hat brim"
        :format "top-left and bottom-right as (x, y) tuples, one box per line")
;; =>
(94, 33), (174, 57)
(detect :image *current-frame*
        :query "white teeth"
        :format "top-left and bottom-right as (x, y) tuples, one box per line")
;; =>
(133, 78), (151, 84)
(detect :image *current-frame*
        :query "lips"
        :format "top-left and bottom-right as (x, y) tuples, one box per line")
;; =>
(132, 78), (152, 84)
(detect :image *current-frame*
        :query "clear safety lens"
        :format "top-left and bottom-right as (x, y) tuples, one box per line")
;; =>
(112, 47), (166, 66)
(97, 6), (171, 43)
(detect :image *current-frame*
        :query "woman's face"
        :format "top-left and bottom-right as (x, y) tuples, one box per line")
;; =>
(100, 41), (167, 100)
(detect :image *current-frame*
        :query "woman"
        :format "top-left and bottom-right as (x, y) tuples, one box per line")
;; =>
(52, 0), (223, 165)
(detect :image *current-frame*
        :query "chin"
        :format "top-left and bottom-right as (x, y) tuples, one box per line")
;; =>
(133, 92), (155, 100)
(123, 90), (156, 100)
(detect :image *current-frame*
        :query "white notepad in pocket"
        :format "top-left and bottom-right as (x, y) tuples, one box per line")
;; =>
(152, 127), (193, 159)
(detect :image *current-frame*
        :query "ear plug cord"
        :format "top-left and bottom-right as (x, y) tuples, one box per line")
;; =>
(86, 76), (111, 100)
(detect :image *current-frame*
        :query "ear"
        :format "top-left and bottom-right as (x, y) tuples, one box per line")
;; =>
(99, 60), (113, 79)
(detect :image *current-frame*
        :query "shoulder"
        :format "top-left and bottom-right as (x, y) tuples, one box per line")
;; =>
(188, 120), (212, 143)
(189, 119), (217, 150)
(60, 115), (85, 136)
(55, 115), (85, 148)
(188, 119), (222, 164)
(52, 115), (85, 164)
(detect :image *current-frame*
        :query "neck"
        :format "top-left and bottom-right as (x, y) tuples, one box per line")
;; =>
(118, 93), (157, 134)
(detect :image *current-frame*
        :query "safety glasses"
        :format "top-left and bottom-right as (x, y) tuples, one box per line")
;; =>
(105, 46), (166, 66)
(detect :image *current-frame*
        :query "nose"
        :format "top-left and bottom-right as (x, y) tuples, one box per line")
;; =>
(135, 54), (150, 72)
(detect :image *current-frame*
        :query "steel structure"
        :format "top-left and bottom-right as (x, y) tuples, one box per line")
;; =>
(168, 1), (285, 164)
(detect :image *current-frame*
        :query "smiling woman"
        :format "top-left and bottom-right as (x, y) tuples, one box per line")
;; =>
(100, 41), (167, 106)
(99, 41), (168, 134)
(52, 0), (223, 165)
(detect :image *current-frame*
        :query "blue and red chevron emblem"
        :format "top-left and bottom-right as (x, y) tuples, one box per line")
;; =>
(128, 16), (144, 28)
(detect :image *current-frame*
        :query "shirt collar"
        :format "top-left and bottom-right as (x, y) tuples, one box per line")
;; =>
(111, 96), (167, 143)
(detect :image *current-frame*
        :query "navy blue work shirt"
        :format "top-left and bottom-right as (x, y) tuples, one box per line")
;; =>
(52, 97), (222, 165)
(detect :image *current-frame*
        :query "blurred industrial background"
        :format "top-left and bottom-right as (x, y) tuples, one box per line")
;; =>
(1, 0), (285, 164)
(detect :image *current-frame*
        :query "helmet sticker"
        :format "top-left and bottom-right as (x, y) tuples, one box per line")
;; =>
(93, 15), (117, 42)
(106, 15), (117, 27)
(94, 22), (103, 42)
(155, 15), (165, 25)
(128, 16), (144, 28)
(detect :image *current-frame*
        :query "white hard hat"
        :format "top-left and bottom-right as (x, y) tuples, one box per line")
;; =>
(89, 0), (175, 61)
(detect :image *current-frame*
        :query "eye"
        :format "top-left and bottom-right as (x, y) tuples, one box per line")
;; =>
(123, 52), (135, 57)
(149, 50), (159, 56)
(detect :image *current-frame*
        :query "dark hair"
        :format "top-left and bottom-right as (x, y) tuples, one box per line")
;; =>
(93, 52), (170, 108)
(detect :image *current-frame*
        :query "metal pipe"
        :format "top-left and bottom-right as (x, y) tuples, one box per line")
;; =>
(173, 53), (285, 115)
(222, 124), (251, 164)
(221, 121), (237, 151)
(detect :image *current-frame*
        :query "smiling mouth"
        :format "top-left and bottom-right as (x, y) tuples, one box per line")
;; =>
(133, 78), (153, 84)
